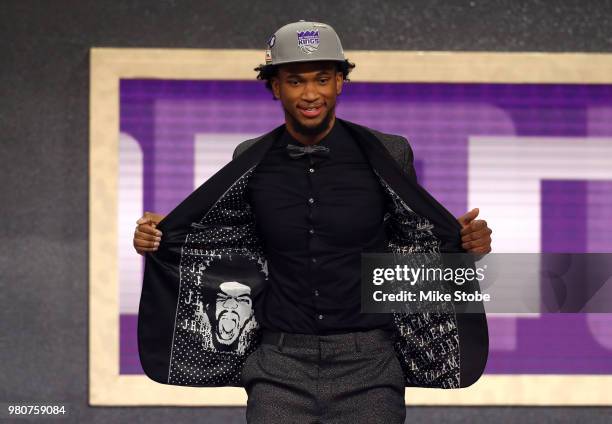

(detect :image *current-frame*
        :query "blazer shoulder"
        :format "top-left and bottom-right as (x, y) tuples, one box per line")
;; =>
(361, 125), (413, 160)
(232, 135), (265, 159)
(357, 124), (416, 181)
(365, 127), (409, 146)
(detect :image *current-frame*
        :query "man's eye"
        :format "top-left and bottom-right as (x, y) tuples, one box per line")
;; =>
(288, 80), (300, 86)
(319, 78), (329, 84)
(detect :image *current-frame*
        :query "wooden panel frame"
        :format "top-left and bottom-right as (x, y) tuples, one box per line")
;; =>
(90, 48), (612, 405)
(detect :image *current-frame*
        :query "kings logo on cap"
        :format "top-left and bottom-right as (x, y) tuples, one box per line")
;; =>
(296, 29), (319, 54)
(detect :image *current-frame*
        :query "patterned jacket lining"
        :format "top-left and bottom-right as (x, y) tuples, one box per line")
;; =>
(168, 170), (460, 388)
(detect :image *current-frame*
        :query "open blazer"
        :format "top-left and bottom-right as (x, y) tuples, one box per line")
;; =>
(138, 118), (489, 389)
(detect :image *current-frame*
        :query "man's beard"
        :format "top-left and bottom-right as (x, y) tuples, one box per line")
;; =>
(285, 104), (335, 137)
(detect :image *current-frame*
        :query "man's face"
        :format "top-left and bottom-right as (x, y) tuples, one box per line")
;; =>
(271, 61), (343, 137)
(214, 281), (252, 345)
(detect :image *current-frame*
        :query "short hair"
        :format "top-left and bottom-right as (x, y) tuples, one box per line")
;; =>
(254, 59), (356, 95)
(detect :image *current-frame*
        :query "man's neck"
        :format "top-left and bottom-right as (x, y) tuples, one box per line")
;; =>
(285, 115), (336, 146)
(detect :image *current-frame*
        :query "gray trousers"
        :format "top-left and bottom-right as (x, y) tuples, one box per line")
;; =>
(240, 329), (406, 424)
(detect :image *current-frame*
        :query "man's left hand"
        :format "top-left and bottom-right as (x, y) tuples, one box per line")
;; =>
(457, 208), (492, 254)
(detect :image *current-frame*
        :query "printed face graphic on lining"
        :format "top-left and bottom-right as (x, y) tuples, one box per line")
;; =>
(214, 281), (253, 346)
(187, 256), (265, 354)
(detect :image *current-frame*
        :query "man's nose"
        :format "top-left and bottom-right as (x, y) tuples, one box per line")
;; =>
(222, 298), (239, 309)
(301, 81), (320, 101)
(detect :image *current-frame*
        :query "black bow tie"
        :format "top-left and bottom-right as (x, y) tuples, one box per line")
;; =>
(286, 143), (330, 159)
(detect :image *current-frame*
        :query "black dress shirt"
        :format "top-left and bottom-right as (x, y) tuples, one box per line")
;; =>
(247, 120), (393, 334)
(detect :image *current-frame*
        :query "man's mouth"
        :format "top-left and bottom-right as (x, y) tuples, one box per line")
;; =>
(298, 104), (323, 119)
(217, 311), (239, 341)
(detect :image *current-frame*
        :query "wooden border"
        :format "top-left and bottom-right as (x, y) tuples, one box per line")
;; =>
(89, 48), (612, 406)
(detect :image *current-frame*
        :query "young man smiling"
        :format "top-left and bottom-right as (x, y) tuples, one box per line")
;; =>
(135, 21), (491, 424)
(272, 60), (342, 143)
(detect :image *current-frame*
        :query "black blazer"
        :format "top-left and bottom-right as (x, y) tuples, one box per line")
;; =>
(138, 118), (489, 389)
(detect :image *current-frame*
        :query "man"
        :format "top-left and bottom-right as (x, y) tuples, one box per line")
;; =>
(213, 282), (254, 348)
(135, 21), (491, 423)
(186, 276), (256, 354)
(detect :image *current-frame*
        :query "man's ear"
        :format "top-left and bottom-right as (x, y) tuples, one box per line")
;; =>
(336, 72), (343, 96)
(271, 77), (280, 99)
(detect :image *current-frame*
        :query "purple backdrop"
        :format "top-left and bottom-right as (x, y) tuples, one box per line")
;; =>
(119, 79), (612, 375)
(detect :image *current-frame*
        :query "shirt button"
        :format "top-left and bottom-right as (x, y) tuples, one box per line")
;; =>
(308, 197), (315, 205)
(314, 289), (319, 296)
(318, 314), (324, 320)
(309, 168), (315, 173)
(309, 228), (315, 235)
(311, 258), (317, 263)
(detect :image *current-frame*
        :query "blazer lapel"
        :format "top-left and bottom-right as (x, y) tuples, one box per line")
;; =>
(339, 118), (463, 253)
(340, 118), (489, 388)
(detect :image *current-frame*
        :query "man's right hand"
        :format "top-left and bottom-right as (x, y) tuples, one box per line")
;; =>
(133, 212), (165, 255)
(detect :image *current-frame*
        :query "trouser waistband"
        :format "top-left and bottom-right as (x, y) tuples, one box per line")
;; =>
(260, 328), (395, 352)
